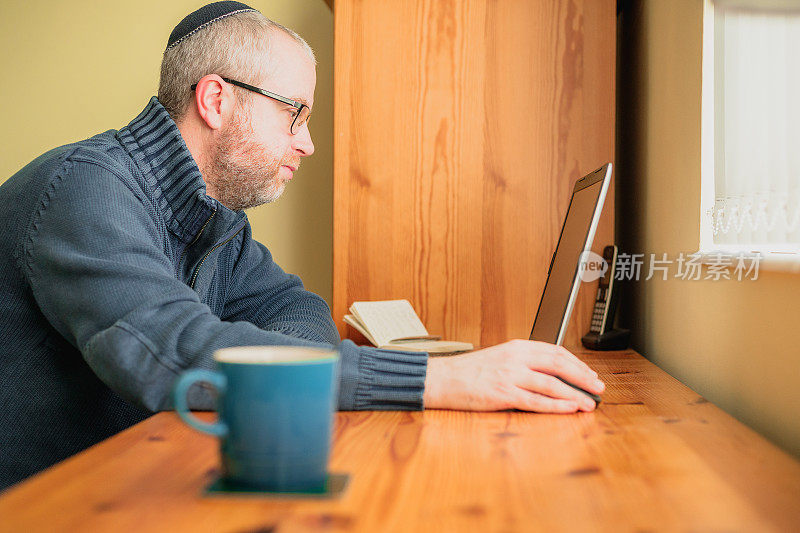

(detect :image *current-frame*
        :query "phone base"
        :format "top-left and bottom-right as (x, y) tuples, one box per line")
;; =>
(581, 328), (631, 351)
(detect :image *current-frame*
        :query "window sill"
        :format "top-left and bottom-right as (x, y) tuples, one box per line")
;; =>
(694, 248), (800, 274)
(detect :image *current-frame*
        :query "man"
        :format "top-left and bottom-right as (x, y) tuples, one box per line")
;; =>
(0, 2), (604, 490)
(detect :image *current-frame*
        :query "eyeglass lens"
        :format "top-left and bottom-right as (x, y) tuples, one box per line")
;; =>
(291, 106), (311, 135)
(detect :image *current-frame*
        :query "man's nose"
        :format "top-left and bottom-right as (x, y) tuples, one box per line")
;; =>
(292, 125), (314, 157)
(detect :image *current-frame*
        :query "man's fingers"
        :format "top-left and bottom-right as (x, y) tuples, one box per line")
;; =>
(523, 340), (596, 376)
(515, 372), (597, 410)
(526, 351), (605, 395)
(511, 389), (580, 413)
(558, 346), (596, 375)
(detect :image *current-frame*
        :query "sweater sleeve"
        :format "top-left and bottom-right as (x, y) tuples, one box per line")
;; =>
(221, 220), (429, 410)
(336, 343), (428, 410)
(221, 225), (340, 344)
(22, 158), (427, 412)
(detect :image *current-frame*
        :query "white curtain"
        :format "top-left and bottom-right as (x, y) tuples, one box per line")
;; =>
(710, 2), (800, 247)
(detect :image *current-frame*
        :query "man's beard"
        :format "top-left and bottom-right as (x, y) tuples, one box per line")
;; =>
(205, 107), (299, 211)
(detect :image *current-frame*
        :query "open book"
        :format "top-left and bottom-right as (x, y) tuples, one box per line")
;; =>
(344, 299), (473, 354)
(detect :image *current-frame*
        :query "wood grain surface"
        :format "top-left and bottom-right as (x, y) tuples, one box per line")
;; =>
(2, 349), (799, 532)
(332, 0), (616, 348)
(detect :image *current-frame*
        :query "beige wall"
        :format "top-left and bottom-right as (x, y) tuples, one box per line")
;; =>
(0, 0), (333, 304)
(617, 0), (800, 458)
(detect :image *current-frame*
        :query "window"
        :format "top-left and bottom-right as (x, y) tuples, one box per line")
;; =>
(699, 0), (800, 261)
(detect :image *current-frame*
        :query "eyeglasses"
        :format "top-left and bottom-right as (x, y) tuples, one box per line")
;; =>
(190, 77), (311, 135)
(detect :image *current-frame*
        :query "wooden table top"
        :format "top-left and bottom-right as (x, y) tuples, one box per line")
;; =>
(2, 349), (799, 532)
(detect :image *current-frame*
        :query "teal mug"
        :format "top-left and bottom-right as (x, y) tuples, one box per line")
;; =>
(172, 346), (339, 492)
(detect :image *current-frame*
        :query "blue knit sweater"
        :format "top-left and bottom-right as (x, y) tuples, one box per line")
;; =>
(0, 97), (428, 490)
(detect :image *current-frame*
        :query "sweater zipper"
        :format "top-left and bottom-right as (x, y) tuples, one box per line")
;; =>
(189, 225), (245, 289)
(177, 209), (217, 272)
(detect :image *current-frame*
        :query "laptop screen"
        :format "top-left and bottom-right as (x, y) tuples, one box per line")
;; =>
(529, 165), (610, 345)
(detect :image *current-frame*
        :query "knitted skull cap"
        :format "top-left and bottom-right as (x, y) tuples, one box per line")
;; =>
(166, 1), (259, 50)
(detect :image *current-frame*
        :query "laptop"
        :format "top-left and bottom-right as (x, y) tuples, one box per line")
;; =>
(528, 163), (612, 404)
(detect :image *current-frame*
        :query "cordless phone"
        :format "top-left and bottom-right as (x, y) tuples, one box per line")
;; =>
(589, 245), (618, 335)
(581, 245), (631, 350)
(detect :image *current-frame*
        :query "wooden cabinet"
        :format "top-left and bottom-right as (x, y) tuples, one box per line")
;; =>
(333, 0), (616, 348)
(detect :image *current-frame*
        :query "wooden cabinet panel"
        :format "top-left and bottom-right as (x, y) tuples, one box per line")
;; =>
(333, 0), (615, 348)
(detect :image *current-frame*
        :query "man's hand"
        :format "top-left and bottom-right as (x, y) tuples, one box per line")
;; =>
(423, 340), (605, 413)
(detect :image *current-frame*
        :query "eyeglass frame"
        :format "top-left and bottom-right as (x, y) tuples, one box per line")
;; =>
(190, 77), (311, 135)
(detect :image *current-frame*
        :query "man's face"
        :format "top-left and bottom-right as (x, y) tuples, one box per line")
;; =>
(208, 32), (316, 211)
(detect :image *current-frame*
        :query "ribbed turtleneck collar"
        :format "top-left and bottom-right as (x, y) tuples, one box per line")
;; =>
(116, 97), (243, 242)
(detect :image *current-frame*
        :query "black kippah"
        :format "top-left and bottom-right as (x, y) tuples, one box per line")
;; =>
(166, 1), (259, 50)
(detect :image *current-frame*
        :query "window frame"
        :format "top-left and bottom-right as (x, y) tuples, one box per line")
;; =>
(696, 0), (800, 272)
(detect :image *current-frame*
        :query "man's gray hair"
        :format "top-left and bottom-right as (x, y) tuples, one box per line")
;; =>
(158, 10), (315, 124)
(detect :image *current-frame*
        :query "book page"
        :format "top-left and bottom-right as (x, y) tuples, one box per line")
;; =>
(350, 300), (429, 348)
(343, 314), (379, 346)
(387, 339), (474, 354)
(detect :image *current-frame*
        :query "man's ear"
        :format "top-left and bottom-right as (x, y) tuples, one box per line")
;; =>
(193, 74), (234, 130)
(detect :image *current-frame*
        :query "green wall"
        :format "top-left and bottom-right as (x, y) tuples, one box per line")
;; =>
(617, 0), (800, 458)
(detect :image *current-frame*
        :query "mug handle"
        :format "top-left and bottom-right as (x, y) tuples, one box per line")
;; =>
(172, 369), (229, 437)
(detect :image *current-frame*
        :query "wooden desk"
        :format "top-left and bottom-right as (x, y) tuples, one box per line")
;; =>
(2, 349), (799, 532)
